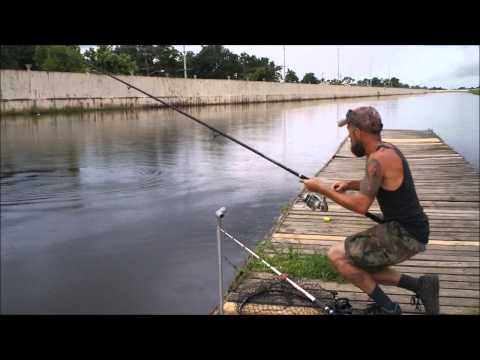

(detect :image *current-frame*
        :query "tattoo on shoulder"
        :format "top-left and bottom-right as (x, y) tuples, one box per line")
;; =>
(359, 158), (383, 198)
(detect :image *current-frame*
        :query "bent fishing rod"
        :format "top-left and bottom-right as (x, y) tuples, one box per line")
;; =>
(91, 67), (383, 224)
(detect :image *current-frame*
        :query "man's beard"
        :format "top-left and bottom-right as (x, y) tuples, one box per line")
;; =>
(350, 138), (366, 157)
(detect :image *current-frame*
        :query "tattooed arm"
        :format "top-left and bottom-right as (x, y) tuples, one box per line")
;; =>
(359, 158), (383, 199)
(303, 156), (384, 214)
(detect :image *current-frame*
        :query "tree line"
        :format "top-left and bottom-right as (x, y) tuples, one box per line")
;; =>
(0, 45), (445, 89)
(0, 45), (281, 81)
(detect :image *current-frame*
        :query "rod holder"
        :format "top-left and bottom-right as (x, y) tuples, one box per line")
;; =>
(216, 207), (227, 314)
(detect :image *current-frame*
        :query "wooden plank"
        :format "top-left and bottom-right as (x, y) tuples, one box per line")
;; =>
(288, 212), (480, 220)
(282, 222), (479, 230)
(271, 233), (480, 246)
(279, 219), (480, 230)
(224, 301), (478, 315)
(247, 272), (479, 290)
(276, 229), (480, 240)
(239, 277), (479, 299)
(270, 244), (479, 258)
(279, 221), (480, 233)
(391, 265), (479, 275)
(272, 233), (345, 241)
(285, 212), (480, 220)
(270, 239), (479, 253)
(247, 271), (479, 285)
(262, 249), (478, 269)
(283, 218), (480, 230)
(276, 230), (480, 242)
(267, 245), (479, 262)
(382, 138), (441, 145)
(287, 211), (480, 221)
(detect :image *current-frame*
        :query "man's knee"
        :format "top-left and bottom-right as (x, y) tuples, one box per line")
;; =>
(327, 243), (346, 263)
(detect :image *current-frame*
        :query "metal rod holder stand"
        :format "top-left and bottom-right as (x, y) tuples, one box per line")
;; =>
(215, 207), (227, 315)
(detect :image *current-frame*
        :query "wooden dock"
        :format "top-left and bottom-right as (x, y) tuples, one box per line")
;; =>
(223, 129), (479, 315)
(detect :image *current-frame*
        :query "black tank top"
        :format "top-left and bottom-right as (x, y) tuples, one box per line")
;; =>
(375, 143), (430, 244)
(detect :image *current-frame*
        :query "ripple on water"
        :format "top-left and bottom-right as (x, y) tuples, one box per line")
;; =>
(0, 166), (164, 206)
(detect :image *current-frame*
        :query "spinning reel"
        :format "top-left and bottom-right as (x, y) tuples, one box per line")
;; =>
(318, 291), (353, 315)
(302, 192), (328, 212)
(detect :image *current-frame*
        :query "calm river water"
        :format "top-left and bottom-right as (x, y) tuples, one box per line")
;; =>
(1, 92), (478, 314)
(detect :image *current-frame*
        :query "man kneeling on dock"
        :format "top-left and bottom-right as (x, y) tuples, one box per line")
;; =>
(302, 106), (439, 315)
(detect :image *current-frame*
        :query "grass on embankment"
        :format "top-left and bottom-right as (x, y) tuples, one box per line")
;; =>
(469, 88), (480, 95)
(228, 200), (346, 292)
(232, 240), (346, 288)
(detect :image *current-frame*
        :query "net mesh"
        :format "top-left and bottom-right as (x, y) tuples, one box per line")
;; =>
(229, 277), (338, 315)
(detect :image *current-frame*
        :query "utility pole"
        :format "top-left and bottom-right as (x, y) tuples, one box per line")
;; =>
(369, 58), (372, 87)
(183, 45), (187, 79)
(283, 45), (286, 82)
(388, 62), (391, 87)
(337, 47), (340, 82)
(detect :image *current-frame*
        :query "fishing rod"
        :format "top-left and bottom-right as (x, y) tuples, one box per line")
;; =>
(91, 66), (383, 224)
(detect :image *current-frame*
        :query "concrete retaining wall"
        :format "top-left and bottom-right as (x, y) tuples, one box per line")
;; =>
(1, 70), (430, 115)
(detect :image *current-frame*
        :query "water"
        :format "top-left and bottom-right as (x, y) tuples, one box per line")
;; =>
(1, 92), (478, 314)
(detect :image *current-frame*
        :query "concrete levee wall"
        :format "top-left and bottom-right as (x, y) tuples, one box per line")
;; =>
(1, 70), (431, 115)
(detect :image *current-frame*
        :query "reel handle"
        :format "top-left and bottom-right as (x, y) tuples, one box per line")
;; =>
(299, 175), (328, 211)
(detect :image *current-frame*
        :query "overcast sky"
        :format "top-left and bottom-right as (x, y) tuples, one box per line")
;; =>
(82, 45), (479, 88)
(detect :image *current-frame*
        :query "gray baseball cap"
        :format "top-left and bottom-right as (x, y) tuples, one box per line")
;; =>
(338, 106), (383, 134)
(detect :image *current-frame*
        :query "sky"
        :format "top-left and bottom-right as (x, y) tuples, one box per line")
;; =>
(81, 45), (479, 89)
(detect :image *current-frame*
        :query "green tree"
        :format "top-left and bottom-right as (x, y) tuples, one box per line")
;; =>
(34, 45), (86, 72)
(246, 67), (270, 81)
(189, 45), (242, 79)
(329, 78), (343, 85)
(154, 46), (184, 77)
(84, 45), (137, 75)
(0, 45), (37, 70)
(389, 77), (400, 87)
(356, 78), (370, 86)
(238, 52), (252, 79)
(301, 72), (319, 84)
(114, 45), (183, 76)
(370, 77), (382, 87)
(238, 52), (281, 81)
(284, 69), (299, 83)
(342, 76), (355, 85)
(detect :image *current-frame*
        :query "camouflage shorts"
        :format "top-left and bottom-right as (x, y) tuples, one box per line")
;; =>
(345, 221), (426, 272)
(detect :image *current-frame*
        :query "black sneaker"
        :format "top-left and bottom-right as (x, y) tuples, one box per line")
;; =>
(363, 302), (402, 315)
(413, 274), (440, 315)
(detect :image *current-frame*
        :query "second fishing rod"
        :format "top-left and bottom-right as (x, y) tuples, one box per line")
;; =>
(92, 67), (383, 224)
